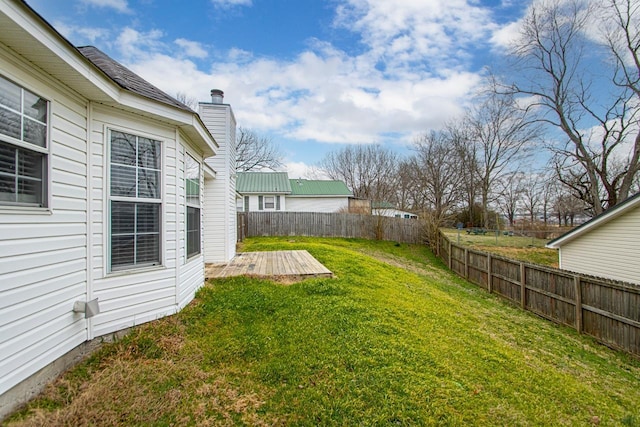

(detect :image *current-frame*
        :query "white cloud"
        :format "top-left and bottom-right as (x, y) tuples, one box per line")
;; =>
(53, 21), (110, 44)
(80, 0), (131, 13)
(283, 161), (326, 180)
(334, 0), (497, 74)
(175, 38), (209, 59)
(490, 20), (522, 50)
(111, 1), (494, 147)
(115, 27), (165, 59)
(211, 0), (252, 8)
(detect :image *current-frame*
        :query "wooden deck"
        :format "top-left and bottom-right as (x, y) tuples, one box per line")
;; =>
(205, 250), (333, 282)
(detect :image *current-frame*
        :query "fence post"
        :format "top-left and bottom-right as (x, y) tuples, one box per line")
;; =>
(464, 248), (469, 279)
(574, 275), (583, 334)
(520, 262), (526, 309)
(487, 253), (492, 293)
(448, 239), (452, 269)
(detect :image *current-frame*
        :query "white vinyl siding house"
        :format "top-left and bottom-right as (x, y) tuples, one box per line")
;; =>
(236, 173), (352, 213)
(199, 94), (237, 264)
(0, 1), (227, 416)
(546, 193), (640, 285)
(286, 197), (346, 212)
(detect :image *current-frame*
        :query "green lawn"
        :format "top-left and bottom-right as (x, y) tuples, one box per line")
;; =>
(8, 237), (640, 426)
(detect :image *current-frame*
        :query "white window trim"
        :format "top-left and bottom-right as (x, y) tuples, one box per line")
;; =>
(105, 127), (165, 274)
(264, 195), (275, 210)
(185, 151), (202, 262)
(0, 74), (52, 213)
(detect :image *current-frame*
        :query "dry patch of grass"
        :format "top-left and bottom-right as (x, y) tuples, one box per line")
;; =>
(8, 316), (278, 427)
(442, 228), (559, 267)
(7, 237), (640, 426)
(475, 245), (559, 267)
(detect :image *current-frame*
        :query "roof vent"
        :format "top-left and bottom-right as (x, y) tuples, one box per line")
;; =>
(211, 89), (224, 104)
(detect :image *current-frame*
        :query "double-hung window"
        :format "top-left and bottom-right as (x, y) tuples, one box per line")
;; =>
(0, 74), (48, 207)
(109, 130), (162, 270)
(185, 154), (201, 258)
(264, 195), (275, 210)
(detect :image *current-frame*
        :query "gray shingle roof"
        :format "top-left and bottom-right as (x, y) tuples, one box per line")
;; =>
(77, 46), (193, 113)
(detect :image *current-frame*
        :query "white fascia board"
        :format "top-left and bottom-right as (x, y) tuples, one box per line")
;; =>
(546, 195), (640, 248)
(114, 92), (217, 157)
(2, 1), (216, 157)
(203, 163), (217, 179)
(1, 0), (119, 102)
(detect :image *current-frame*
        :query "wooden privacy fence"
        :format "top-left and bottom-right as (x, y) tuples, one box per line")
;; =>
(239, 211), (424, 244)
(437, 231), (640, 357)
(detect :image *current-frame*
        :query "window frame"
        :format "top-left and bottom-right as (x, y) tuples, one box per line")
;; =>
(264, 195), (275, 210)
(185, 152), (201, 260)
(0, 73), (50, 210)
(107, 128), (163, 273)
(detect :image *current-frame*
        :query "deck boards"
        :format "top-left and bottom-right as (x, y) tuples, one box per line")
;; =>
(205, 250), (333, 282)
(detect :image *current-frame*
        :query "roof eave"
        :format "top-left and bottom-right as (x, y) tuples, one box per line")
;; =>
(1, 1), (216, 155)
(546, 193), (640, 248)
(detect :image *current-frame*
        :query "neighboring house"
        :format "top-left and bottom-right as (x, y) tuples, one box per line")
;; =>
(236, 172), (290, 212)
(0, 0), (234, 415)
(546, 193), (640, 285)
(235, 172), (353, 213)
(287, 178), (352, 212)
(372, 202), (418, 219)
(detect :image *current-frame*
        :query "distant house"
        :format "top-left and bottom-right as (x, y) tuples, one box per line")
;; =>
(0, 0), (235, 416)
(287, 178), (353, 212)
(236, 172), (290, 212)
(236, 172), (353, 213)
(372, 202), (418, 219)
(546, 193), (640, 285)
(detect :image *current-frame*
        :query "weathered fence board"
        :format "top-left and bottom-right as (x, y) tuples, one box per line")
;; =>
(437, 230), (640, 357)
(241, 211), (424, 244)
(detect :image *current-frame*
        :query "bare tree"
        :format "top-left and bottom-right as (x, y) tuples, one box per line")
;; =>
(318, 144), (399, 203)
(407, 130), (466, 248)
(465, 89), (538, 228)
(235, 127), (283, 172)
(507, 0), (640, 214)
(520, 171), (548, 223)
(497, 171), (525, 226)
(176, 92), (198, 111)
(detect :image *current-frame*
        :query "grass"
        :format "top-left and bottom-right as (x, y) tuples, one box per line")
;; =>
(7, 237), (640, 426)
(442, 228), (559, 267)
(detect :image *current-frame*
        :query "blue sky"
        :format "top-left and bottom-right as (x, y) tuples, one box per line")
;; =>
(29, 0), (533, 177)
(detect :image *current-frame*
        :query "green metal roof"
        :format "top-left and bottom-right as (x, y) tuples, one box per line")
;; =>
(289, 179), (353, 196)
(236, 172), (292, 194)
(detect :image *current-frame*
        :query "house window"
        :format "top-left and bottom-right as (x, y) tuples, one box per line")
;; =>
(0, 74), (48, 207)
(185, 154), (200, 258)
(264, 195), (275, 209)
(109, 130), (161, 270)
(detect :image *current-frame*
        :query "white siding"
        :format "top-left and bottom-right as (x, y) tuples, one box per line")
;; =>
(0, 51), (89, 395)
(199, 102), (236, 263)
(241, 194), (287, 212)
(88, 107), (206, 337)
(1, 18), (211, 400)
(559, 206), (640, 284)
(286, 197), (348, 213)
(178, 139), (206, 309)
